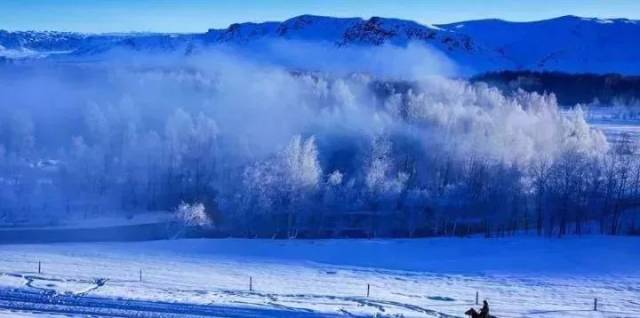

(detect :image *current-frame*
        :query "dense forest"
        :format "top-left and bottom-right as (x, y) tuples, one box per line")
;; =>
(1, 55), (639, 238)
(472, 71), (640, 106)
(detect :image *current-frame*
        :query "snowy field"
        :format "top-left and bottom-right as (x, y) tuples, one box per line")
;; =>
(0, 237), (638, 317)
(584, 107), (640, 144)
(589, 121), (640, 144)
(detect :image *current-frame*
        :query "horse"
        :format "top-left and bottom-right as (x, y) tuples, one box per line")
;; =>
(465, 308), (482, 318)
(465, 308), (496, 318)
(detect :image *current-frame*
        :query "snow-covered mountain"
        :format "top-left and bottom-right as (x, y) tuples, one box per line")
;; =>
(1, 15), (639, 75)
(437, 16), (640, 74)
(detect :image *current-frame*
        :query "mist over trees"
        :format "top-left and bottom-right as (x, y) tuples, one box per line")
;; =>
(0, 48), (639, 237)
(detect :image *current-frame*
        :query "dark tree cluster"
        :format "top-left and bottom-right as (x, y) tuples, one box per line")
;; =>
(473, 71), (640, 106)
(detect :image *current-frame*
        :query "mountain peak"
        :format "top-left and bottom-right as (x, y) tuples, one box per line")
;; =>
(285, 14), (361, 23)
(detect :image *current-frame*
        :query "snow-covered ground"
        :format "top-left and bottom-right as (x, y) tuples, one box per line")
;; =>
(0, 237), (638, 317)
(584, 107), (640, 144)
(590, 121), (640, 144)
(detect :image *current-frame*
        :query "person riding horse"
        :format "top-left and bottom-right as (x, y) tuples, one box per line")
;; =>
(465, 300), (492, 318)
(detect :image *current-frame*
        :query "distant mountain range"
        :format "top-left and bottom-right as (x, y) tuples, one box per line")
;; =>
(1, 15), (639, 75)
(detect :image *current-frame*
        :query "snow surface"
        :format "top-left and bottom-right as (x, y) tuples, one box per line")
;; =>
(0, 237), (638, 317)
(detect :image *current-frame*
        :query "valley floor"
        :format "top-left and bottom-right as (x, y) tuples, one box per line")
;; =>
(0, 237), (638, 317)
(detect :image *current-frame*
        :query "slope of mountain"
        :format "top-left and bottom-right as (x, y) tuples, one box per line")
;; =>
(437, 15), (640, 74)
(1, 15), (639, 75)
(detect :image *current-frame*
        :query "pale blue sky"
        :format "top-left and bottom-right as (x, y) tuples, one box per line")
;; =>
(1, 0), (639, 33)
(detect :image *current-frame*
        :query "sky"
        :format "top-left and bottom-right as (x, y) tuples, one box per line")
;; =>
(1, 0), (639, 33)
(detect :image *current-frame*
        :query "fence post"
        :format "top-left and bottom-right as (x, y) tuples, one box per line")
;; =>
(593, 298), (598, 311)
(367, 284), (370, 297)
(249, 276), (253, 292)
(475, 291), (479, 305)
(38, 261), (41, 274)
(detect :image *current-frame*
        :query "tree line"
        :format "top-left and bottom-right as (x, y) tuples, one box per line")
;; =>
(472, 71), (640, 106)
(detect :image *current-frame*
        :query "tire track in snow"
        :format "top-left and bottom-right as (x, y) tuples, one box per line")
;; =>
(21, 274), (107, 297)
(0, 287), (354, 317)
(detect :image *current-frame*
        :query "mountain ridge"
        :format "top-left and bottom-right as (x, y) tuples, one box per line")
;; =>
(1, 14), (639, 75)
